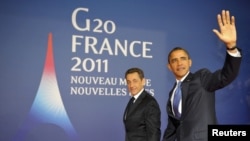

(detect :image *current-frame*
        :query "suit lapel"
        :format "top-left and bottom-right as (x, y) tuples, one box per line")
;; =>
(181, 73), (193, 117)
(168, 83), (176, 117)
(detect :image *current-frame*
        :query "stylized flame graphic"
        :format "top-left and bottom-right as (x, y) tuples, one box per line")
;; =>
(13, 33), (79, 141)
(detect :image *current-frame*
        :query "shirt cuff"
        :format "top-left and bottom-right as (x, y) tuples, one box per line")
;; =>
(227, 49), (241, 57)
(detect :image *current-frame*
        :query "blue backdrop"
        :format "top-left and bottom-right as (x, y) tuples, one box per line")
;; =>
(1, 1), (250, 141)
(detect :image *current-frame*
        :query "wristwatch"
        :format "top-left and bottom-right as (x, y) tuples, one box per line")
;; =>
(227, 46), (237, 50)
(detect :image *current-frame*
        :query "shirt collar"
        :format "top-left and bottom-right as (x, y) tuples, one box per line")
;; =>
(131, 88), (144, 101)
(176, 71), (190, 83)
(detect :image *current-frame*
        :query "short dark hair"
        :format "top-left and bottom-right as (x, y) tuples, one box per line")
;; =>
(168, 47), (190, 63)
(125, 67), (144, 80)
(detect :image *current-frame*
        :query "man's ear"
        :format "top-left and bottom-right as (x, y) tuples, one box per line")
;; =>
(189, 59), (192, 67)
(167, 63), (172, 72)
(142, 78), (146, 86)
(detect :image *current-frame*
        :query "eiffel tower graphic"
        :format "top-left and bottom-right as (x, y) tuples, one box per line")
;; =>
(13, 33), (79, 141)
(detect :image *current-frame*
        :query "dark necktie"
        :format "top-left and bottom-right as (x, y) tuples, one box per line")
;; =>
(126, 97), (135, 116)
(173, 82), (182, 119)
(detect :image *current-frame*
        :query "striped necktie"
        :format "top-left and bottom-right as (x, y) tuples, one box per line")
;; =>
(173, 82), (182, 119)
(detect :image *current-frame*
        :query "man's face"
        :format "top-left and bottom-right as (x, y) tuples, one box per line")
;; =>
(126, 72), (145, 96)
(167, 50), (192, 80)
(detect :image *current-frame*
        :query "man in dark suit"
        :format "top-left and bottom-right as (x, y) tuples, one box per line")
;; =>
(123, 67), (161, 141)
(162, 10), (242, 141)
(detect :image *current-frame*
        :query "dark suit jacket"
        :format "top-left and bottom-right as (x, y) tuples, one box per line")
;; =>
(123, 90), (161, 141)
(163, 52), (242, 141)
